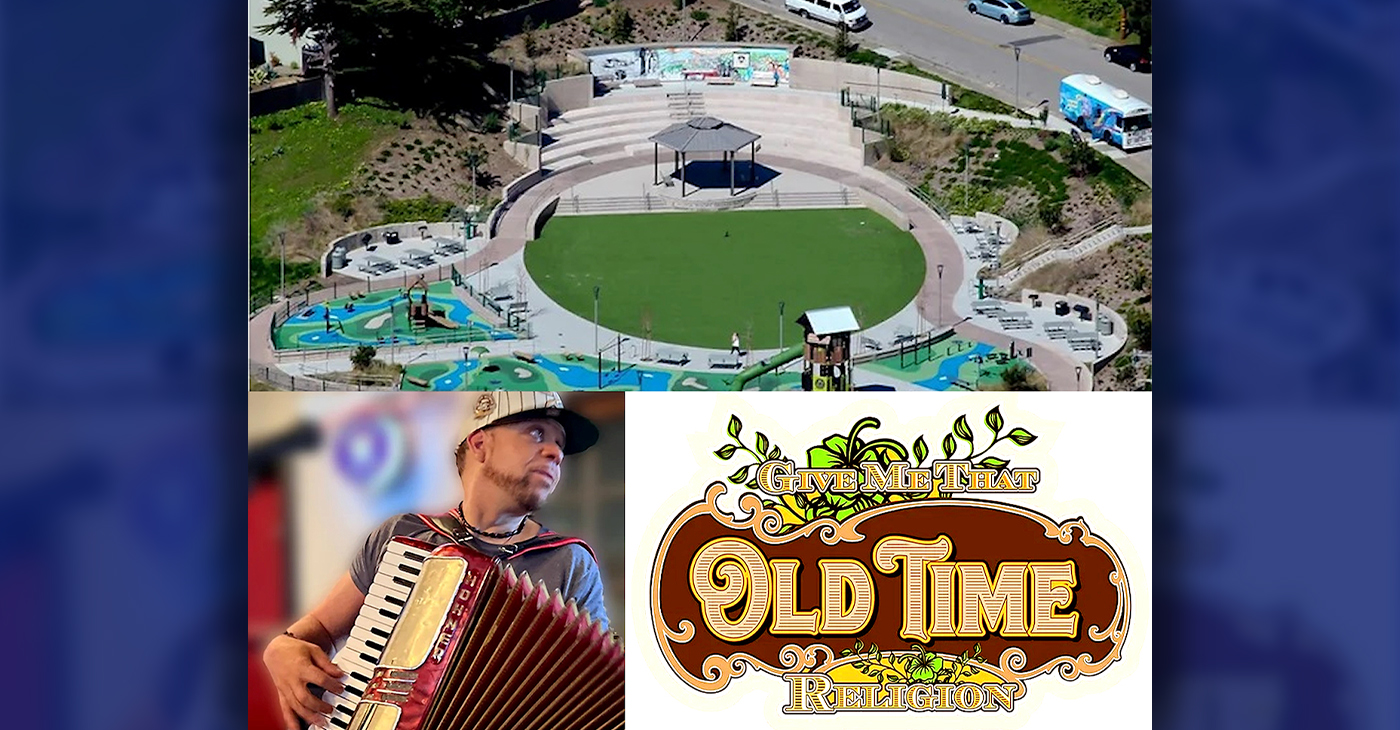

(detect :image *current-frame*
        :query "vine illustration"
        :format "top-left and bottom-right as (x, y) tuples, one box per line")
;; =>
(840, 641), (986, 686)
(713, 407), (1039, 530)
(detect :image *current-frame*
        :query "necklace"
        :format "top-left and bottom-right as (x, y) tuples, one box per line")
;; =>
(454, 504), (528, 540)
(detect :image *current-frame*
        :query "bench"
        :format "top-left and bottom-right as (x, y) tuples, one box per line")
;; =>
(706, 76), (736, 85)
(999, 316), (1033, 330)
(708, 353), (743, 369)
(860, 336), (883, 351)
(632, 78), (663, 88)
(656, 348), (690, 366)
(750, 71), (779, 88)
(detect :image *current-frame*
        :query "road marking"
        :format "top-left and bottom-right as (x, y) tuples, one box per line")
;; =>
(863, 0), (1072, 76)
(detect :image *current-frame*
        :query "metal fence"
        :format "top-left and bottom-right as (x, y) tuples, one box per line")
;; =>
(248, 361), (397, 391)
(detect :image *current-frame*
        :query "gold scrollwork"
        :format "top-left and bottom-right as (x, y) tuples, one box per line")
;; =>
(652, 488), (1133, 694)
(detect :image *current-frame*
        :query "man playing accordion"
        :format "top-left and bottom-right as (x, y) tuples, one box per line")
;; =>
(262, 391), (610, 730)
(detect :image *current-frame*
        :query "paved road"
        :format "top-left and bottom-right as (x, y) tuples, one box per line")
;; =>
(742, 0), (1153, 184)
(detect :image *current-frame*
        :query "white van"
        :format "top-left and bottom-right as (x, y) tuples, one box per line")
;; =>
(785, 0), (870, 30)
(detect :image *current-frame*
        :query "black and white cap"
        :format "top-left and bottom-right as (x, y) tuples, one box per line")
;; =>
(455, 391), (599, 455)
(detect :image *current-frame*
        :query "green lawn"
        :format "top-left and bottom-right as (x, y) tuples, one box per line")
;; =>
(1017, 0), (1138, 42)
(249, 101), (409, 306)
(524, 209), (926, 349)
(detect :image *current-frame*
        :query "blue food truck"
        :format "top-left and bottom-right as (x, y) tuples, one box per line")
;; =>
(1059, 74), (1152, 150)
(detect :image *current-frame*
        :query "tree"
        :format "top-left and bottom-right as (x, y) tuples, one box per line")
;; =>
(461, 140), (488, 207)
(351, 345), (377, 370)
(1120, 0), (1151, 47)
(607, 6), (634, 43)
(259, 0), (504, 117)
(521, 15), (538, 57)
(723, 3), (742, 42)
(834, 22), (854, 58)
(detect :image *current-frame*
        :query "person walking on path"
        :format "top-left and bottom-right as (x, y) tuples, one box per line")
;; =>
(730, 332), (742, 356)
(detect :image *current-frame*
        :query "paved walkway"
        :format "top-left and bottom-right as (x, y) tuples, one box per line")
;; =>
(253, 153), (1100, 390)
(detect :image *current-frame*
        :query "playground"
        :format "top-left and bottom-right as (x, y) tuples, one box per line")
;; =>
(864, 336), (1030, 390)
(524, 208), (926, 349)
(272, 279), (516, 349)
(399, 353), (804, 391)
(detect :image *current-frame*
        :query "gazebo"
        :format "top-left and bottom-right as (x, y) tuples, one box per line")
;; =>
(648, 116), (761, 197)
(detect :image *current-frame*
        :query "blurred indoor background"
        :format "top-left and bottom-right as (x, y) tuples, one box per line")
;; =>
(248, 391), (624, 730)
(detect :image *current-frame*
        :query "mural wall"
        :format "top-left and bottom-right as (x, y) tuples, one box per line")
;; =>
(585, 45), (791, 84)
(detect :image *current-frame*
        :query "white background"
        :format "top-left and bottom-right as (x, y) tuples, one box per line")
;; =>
(625, 392), (1152, 730)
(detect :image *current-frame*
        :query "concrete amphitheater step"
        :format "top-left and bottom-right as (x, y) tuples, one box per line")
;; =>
(545, 116), (675, 147)
(543, 131), (657, 165)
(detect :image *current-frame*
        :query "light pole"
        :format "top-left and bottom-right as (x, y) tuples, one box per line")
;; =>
(278, 230), (286, 303)
(936, 263), (944, 333)
(1013, 46), (1022, 113)
(963, 144), (970, 210)
(778, 301), (786, 351)
(593, 285), (601, 359)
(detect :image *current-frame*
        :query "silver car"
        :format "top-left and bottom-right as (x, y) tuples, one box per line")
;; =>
(967, 0), (1032, 24)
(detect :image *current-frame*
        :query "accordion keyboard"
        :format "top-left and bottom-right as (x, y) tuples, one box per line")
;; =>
(324, 539), (432, 730)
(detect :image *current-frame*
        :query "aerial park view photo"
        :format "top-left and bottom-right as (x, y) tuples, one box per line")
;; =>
(248, 0), (1152, 391)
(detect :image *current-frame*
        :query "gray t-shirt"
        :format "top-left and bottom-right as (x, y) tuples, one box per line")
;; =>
(351, 513), (610, 631)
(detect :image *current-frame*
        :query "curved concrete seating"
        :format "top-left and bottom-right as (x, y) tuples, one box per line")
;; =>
(542, 88), (866, 169)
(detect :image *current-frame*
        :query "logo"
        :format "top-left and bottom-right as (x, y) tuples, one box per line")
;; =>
(647, 401), (1137, 719)
(474, 393), (496, 419)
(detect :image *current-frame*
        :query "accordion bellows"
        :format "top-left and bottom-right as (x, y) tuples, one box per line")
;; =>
(328, 537), (624, 730)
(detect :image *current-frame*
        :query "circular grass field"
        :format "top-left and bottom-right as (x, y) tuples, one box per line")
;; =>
(524, 208), (926, 349)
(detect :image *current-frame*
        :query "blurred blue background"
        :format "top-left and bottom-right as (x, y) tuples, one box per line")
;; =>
(0, 0), (1396, 728)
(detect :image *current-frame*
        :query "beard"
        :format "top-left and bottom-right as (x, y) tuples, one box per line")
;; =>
(483, 463), (550, 514)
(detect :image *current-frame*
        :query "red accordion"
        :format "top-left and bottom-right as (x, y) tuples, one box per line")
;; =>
(324, 537), (623, 730)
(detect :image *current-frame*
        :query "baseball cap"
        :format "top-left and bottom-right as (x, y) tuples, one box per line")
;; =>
(454, 391), (600, 456)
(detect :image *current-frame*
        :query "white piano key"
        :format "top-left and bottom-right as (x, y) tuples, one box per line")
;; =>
(350, 625), (388, 655)
(364, 591), (404, 618)
(344, 635), (384, 663)
(386, 541), (430, 562)
(369, 574), (411, 601)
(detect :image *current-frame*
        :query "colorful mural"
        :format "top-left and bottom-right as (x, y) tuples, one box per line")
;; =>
(584, 46), (790, 84)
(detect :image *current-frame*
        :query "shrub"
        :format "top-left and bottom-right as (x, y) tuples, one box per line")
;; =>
(1061, 133), (1100, 177)
(1121, 305), (1152, 351)
(379, 195), (456, 224)
(1036, 198), (1066, 233)
(351, 345), (377, 371)
(690, 9), (709, 21)
(329, 191), (355, 219)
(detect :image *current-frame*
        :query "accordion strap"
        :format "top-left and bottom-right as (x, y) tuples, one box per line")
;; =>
(412, 511), (598, 562)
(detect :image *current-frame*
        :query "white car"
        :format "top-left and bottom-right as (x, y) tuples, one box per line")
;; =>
(785, 0), (870, 30)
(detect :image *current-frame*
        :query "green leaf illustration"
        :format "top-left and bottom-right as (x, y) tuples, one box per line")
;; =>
(727, 464), (751, 483)
(714, 444), (737, 460)
(913, 435), (928, 464)
(768, 445), (782, 460)
(1007, 427), (1037, 446)
(985, 406), (1004, 434)
(941, 433), (956, 458)
(727, 415), (742, 439)
(976, 456), (1009, 469)
(953, 415), (974, 443)
(755, 432), (769, 456)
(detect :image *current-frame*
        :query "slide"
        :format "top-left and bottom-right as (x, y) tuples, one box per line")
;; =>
(729, 344), (804, 391)
(424, 312), (460, 329)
